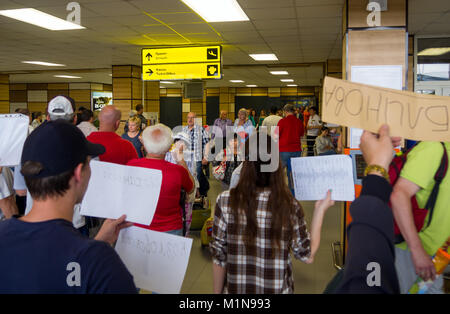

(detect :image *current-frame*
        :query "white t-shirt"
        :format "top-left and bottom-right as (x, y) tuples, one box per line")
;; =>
(307, 114), (321, 137)
(261, 115), (282, 129)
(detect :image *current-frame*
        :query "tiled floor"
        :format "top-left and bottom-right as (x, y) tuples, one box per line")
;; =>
(180, 175), (342, 294)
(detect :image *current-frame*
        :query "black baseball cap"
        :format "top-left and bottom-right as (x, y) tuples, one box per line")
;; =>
(21, 120), (105, 178)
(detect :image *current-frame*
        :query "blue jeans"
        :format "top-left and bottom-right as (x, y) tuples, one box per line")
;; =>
(165, 229), (183, 236)
(280, 151), (301, 196)
(196, 161), (209, 196)
(319, 150), (337, 156)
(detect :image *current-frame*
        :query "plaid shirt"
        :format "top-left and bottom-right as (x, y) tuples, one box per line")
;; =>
(210, 189), (311, 294)
(182, 125), (210, 162)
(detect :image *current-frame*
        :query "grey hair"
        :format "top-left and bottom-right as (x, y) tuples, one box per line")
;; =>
(142, 123), (173, 155)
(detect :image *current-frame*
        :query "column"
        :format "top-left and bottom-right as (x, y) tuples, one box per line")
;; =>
(340, 0), (408, 261)
(0, 75), (9, 113)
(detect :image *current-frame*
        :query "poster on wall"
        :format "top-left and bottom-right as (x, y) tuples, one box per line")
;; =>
(143, 112), (158, 126)
(92, 91), (113, 111)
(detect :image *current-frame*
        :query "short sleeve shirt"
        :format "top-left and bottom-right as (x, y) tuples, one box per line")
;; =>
(398, 141), (450, 255)
(127, 158), (193, 232)
(87, 132), (138, 165)
(0, 218), (136, 293)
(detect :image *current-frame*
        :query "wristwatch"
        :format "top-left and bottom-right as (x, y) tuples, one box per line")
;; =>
(364, 164), (390, 182)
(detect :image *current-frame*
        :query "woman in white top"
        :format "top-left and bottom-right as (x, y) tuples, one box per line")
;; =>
(306, 106), (322, 156)
(233, 108), (255, 145)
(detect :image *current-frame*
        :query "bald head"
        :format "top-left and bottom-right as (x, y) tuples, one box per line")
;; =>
(99, 105), (121, 132)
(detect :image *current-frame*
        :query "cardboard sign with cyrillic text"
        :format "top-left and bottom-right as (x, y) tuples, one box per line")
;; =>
(322, 76), (450, 142)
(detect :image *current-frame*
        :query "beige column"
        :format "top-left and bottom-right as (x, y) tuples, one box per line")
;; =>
(0, 74), (9, 113)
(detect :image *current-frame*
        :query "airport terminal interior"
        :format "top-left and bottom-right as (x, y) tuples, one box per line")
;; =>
(0, 0), (449, 294)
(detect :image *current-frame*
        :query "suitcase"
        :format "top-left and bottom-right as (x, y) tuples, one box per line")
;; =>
(200, 217), (214, 248)
(190, 196), (211, 230)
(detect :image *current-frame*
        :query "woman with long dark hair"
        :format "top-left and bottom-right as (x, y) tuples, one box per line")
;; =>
(210, 132), (334, 294)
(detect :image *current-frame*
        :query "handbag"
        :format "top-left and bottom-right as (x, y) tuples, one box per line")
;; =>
(213, 162), (226, 181)
(213, 150), (227, 181)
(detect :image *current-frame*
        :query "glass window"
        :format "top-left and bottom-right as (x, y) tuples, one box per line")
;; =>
(417, 37), (450, 82)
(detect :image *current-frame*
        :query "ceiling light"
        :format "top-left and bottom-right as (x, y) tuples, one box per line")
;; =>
(54, 75), (81, 79)
(246, 85), (257, 87)
(418, 48), (450, 56)
(270, 71), (288, 75)
(281, 79), (294, 82)
(249, 54), (278, 61)
(0, 8), (85, 30)
(181, 0), (249, 22)
(287, 84), (298, 87)
(22, 61), (65, 67)
(230, 80), (244, 83)
(160, 81), (175, 84)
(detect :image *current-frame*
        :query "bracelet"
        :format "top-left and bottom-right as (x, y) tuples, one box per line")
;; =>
(364, 164), (390, 182)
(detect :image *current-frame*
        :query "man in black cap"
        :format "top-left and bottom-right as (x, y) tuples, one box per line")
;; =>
(0, 120), (137, 293)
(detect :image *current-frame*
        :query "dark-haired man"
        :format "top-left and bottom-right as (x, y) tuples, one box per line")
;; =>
(135, 104), (147, 129)
(0, 120), (136, 293)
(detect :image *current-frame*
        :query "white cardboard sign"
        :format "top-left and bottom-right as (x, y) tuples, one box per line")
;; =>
(115, 227), (193, 294)
(81, 160), (162, 225)
(292, 155), (355, 201)
(0, 114), (29, 166)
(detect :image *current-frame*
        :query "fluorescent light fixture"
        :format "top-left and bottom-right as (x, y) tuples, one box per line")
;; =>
(280, 79), (294, 82)
(246, 85), (257, 87)
(287, 84), (298, 87)
(230, 80), (244, 83)
(418, 47), (450, 56)
(160, 81), (175, 84)
(270, 71), (288, 75)
(181, 0), (249, 22)
(249, 54), (278, 61)
(54, 75), (81, 79)
(0, 8), (85, 30)
(22, 61), (65, 67)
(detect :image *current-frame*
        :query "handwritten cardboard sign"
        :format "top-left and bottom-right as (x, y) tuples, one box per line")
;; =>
(80, 160), (162, 225)
(115, 226), (193, 294)
(322, 76), (450, 142)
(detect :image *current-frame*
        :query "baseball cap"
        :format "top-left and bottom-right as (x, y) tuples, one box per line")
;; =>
(21, 120), (105, 178)
(48, 96), (75, 117)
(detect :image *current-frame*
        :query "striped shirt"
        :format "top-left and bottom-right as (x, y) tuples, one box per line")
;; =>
(182, 125), (210, 162)
(210, 189), (311, 294)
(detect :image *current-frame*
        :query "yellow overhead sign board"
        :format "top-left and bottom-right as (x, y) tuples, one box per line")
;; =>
(142, 63), (221, 81)
(142, 46), (221, 65)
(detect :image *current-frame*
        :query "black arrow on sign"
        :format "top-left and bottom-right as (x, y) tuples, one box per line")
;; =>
(146, 53), (152, 61)
(146, 69), (153, 76)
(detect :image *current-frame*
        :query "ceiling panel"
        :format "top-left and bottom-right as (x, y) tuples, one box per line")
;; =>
(245, 7), (296, 20)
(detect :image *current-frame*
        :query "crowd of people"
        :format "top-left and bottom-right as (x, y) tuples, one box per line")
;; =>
(0, 95), (448, 294)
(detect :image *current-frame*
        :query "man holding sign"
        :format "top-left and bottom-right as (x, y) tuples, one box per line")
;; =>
(0, 121), (137, 293)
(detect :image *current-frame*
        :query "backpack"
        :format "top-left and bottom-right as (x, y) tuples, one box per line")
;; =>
(389, 142), (448, 243)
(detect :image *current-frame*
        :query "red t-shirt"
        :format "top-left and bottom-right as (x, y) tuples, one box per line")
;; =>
(303, 111), (310, 129)
(127, 158), (194, 232)
(277, 114), (304, 152)
(87, 132), (138, 165)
